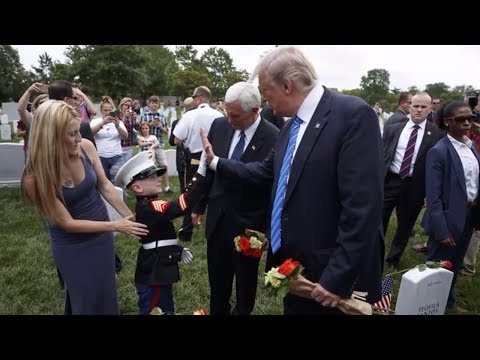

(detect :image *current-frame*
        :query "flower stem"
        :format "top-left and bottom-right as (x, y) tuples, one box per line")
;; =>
(384, 268), (411, 277)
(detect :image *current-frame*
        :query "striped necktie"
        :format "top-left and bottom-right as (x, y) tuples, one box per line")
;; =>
(270, 116), (303, 254)
(399, 125), (420, 179)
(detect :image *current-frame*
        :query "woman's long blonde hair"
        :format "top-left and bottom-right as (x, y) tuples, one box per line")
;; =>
(22, 100), (81, 222)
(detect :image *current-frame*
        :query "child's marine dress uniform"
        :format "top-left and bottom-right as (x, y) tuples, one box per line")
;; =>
(115, 151), (203, 314)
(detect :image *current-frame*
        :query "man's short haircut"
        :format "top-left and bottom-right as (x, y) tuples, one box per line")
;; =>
(192, 86), (211, 101)
(398, 92), (411, 105)
(48, 80), (74, 100)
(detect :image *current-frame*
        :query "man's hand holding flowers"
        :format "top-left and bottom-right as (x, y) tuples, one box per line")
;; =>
(311, 283), (342, 308)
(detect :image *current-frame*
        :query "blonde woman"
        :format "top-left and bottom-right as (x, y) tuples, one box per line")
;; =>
(22, 100), (148, 315)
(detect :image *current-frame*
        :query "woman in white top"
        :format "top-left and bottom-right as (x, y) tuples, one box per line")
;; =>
(90, 96), (128, 181)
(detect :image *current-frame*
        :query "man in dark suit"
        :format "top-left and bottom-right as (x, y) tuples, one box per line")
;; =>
(200, 46), (384, 315)
(382, 92), (443, 267)
(427, 97), (440, 123)
(385, 92), (413, 127)
(261, 103), (285, 130)
(193, 82), (279, 315)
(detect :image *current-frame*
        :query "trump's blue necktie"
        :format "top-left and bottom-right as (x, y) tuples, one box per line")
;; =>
(270, 116), (303, 254)
(230, 131), (246, 160)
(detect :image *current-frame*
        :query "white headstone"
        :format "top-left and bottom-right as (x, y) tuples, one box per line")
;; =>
(101, 186), (124, 237)
(102, 186), (124, 222)
(1, 124), (12, 140)
(1, 102), (19, 122)
(165, 149), (178, 176)
(395, 267), (453, 315)
(0, 143), (25, 186)
(1, 114), (8, 125)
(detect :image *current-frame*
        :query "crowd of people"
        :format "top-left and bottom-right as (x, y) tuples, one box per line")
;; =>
(16, 45), (480, 315)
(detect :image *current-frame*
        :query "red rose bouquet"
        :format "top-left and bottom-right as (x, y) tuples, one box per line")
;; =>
(264, 258), (304, 297)
(233, 229), (266, 259)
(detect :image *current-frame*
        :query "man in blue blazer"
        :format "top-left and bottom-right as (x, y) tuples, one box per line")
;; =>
(200, 46), (385, 314)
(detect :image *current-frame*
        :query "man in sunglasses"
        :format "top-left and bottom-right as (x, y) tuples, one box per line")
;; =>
(382, 92), (443, 268)
(427, 98), (441, 123)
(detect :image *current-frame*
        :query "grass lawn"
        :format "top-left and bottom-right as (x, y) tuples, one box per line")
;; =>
(0, 183), (478, 315)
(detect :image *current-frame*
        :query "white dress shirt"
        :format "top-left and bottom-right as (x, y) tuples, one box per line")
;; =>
(209, 84), (325, 171)
(447, 134), (479, 202)
(389, 119), (426, 176)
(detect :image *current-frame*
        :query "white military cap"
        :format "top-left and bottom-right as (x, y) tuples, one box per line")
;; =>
(114, 151), (166, 188)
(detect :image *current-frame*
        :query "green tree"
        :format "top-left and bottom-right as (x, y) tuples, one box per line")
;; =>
(222, 69), (250, 95)
(69, 45), (147, 103)
(171, 69), (212, 98)
(200, 47), (236, 99)
(424, 82), (450, 98)
(408, 86), (420, 94)
(31, 52), (54, 83)
(139, 45), (178, 99)
(0, 45), (32, 102)
(50, 45), (93, 86)
(359, 68), (390, 105)
(341, 88), (363, 97)
(449, 85), (475, 101)
(174, 45), (205, 71)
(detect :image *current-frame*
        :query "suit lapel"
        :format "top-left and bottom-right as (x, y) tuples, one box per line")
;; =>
(415, 121), (434, 160)
(391, 122), (406, 155)
(220, 125), (235, 158)
(446, 139), (467, 197)
(241, 119), (266, 162)
(283, 87), (332, 205)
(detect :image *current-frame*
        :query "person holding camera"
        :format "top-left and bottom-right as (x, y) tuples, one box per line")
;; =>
(119, 97), (140, 163)
(90, 96), (128, 181)
(141, 95), (173, 194)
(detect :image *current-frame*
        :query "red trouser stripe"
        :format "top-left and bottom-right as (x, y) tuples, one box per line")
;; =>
(149, 286), (161, 312)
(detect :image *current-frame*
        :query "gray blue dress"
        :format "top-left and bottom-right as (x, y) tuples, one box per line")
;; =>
(47, 151), (119, 315)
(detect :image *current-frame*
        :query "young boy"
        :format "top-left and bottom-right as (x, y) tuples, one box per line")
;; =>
(115, 151), (202, 315)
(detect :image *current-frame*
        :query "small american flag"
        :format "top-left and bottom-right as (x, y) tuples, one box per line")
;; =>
(373, 275), (394, 311)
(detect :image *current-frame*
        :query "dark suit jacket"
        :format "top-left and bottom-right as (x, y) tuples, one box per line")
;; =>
(261, 104), (285, 130)
(195, 117), (279, 239)
(427, 112), (435, 123)
(216, 88), (384, 302)
(422, 136), (480, 242)
(385, 109), (408, 127)
(383, 121), (443, 203)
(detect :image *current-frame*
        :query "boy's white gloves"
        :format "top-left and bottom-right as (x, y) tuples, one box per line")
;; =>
(181, 248), (193, 264)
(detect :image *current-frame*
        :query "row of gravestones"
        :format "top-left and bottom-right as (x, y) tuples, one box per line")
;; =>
(0, 145), (178, 186)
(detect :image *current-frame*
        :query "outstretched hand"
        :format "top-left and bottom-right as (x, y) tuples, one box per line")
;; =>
(114, 214), (149, 239)
(200, 128), (215, 166)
